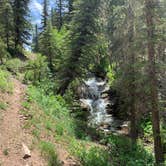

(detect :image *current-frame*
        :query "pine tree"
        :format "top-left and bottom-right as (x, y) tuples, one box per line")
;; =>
(41, 0), (49, 31)
(50, 7), (59, 28)
(68, 0), (74, 13)
(58, 0), (100, 95)
(0, 0), (13, 51)
(32, 24), (39, 53)
(55, 0), (69, 30)
(39, 22), (55, 72)
(57, 0), (63, 30)
(145, 0), (164, 163)
(12, 0), (31, 56)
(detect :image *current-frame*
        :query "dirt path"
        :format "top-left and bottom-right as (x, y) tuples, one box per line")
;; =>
(0, 79), (45, 166)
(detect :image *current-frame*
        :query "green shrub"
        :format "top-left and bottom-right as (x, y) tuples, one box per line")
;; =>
(0, 69), (13, 93)
(107, 65), (115, 86)
(106, 135), (154, 166)
(26, 85), (75, 137)
(39, 141), (61, 166)
(69, 139), (110, 166)
(24, 54), (49, 84)
(0, 38), (8, 64)
(3, 149), (9, 156)
(5, 58), (25, 74)
(0, 102), (8, 110)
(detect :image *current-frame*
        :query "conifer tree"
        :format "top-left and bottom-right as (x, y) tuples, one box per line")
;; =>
(54, 0), (67, 30)
(39, 22), (55, 72)
(58, 0), (100, 95)
(32, 24), (39, 53)
(145, 0), (164, 163)
(0, 0), (13, 51)
(12, 0), (31, 56)
(41, 0), (49, 31)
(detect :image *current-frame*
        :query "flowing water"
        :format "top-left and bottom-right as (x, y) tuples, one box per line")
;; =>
(80, 77), (129, 133)
(80, 78), (114, 131)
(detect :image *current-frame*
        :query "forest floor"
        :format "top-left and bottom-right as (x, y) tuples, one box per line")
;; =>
(0, 78), (78, 166)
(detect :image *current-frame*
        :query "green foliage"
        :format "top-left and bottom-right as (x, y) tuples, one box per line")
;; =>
(26, 85), (75, 137)
(57, 0), (101, 94)
(107, 65), (116, 86)
(105, 135), (154, 166)
(0, 102), (8, 110)
(39, 141), (61, 166)
(12, 0), (31, 53)
(39, 24), (70, 73)
(3, 149), (9, 156)
(0, 69), (13, 93)
(24, 54), (48, 84)
(140, 117), (153, 138)
(69, 139), (110, 166)
(51, 27), (70, 72)
(5, 58), (25, 74)
(0, 38), (8, 63)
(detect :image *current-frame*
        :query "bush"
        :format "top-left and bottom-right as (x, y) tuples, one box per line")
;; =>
(40, 141), (61, 166)
(106, 135), (154, 166)
(0, 69), (13, 93)
(69, 139), (110, 166)
(26, 85), (75, 137)
(5, 58), (25, 74)
(0, 102), (8, 110)
(24, 54), (49, 84)
(0, 38), (8, 64)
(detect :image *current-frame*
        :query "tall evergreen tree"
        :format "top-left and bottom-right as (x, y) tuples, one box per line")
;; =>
(32, 24), (39, 53)
(145, 0), (164, 164)
(58, 0), (100, 95)
(68, 0), (74, 13)
(12, 0), (31, 56)
(0, 0), (13, 51)
(39, 22), (55, 72)
(41, 0), (49, 31)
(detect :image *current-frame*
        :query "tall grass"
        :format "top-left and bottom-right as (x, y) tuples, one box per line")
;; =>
(0, 69), (13, 93)
(40, 141), (61, 166)
(26, 85), (75, 137)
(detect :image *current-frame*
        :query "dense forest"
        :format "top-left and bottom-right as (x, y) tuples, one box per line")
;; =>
(0, 0), (165, 165)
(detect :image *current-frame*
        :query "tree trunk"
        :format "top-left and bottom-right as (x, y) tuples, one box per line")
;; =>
(128, 3), (138, 146)
(145, 0), (164, 164)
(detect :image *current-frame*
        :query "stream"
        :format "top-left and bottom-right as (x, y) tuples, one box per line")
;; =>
(80, 77), (129, 133)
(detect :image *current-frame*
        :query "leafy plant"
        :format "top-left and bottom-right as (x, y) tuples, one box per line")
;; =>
(3, 149), (9, 156)
(26, 85), (75, 137)
(0, 39), (8, 64)
(69, 139), (110, 166)
(5, 58), (25, 74)
(106, 135), (154, 166)
(39, 141), (61, 166)
(0, 69), (13, 93)
(24, 54), (49, 84)
(0, 102), (8, 110)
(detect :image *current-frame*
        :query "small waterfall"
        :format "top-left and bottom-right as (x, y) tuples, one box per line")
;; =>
(80, 77), (114, 131)
(80, 77), (130, 133)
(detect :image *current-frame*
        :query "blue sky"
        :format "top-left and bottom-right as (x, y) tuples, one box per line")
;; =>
(29, 0), (43, 25)
(29, 0), (55, 25)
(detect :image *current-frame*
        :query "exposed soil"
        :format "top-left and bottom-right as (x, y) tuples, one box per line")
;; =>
(0, 78), (46, 166)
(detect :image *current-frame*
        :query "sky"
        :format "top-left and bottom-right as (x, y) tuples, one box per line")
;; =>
(29, 0), (55, 26)
(29, 0), (43, 25)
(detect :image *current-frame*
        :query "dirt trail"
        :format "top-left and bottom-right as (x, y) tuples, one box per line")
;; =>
(0, 79), (45, 166)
